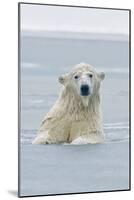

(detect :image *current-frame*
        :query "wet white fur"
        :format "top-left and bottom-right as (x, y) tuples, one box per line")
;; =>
(32, 63), (105, 145)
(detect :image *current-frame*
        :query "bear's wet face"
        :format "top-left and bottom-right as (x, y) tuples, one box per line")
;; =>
(72, 72), (93, 97)
(80, 84), (90, 96)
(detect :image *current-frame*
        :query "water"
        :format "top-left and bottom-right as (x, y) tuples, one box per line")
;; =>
(21, 37), (129, 69)
(19, 35), (130, 196)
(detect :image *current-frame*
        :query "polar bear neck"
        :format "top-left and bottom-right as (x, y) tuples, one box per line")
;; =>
(59, 86), (101, 121)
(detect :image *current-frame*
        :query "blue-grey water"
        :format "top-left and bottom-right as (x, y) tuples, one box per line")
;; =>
(20, 36), (129, 196)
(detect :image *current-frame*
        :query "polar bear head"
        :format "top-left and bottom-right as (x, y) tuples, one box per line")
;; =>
(58, 63), (105, 106)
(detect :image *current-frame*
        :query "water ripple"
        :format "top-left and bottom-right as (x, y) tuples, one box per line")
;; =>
(20, 122), (129, 144)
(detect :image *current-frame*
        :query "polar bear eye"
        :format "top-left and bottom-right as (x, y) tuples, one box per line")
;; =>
(74, 75), (79, 79)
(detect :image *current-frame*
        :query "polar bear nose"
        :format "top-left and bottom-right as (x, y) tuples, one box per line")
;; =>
(80, 84), (90, 96)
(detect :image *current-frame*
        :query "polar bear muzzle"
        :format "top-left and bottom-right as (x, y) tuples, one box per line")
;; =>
(80, 84), (90, 96)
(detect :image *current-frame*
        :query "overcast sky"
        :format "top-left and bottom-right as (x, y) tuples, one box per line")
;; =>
(20, 4), (129, 35)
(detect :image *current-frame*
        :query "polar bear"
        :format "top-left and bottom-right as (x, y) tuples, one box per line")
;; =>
(32, 63), (105, 145)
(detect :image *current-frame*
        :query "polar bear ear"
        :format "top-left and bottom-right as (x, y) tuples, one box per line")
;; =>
(98, 72), (105, 81)
(58, 74), (68, 85)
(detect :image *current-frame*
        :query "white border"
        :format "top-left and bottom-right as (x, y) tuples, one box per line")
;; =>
(0, 0), (133, 200)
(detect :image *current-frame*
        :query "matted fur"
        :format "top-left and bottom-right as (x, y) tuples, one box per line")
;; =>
(32, 63), (105, 145)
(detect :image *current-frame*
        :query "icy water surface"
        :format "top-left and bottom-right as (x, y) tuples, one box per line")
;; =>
(19, 36), (130, 196)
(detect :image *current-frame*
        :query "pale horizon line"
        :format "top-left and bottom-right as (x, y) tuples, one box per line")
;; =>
(21, 29), (129, 41)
